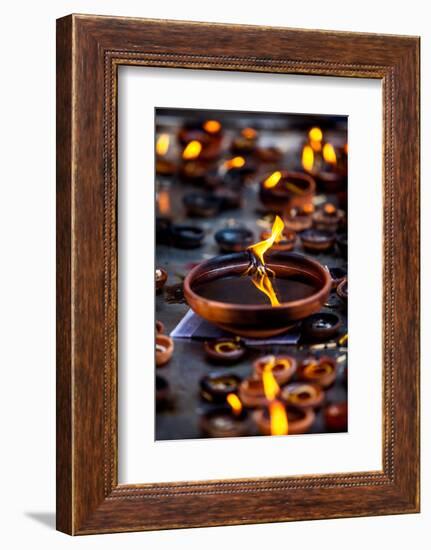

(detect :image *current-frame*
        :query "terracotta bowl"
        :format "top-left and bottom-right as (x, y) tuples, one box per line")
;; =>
(183, 251), (332, 338)
(259, 170), (316, 213)
(253, 355), (297, 386)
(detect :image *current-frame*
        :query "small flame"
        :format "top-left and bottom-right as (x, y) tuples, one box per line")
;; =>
(247, 215), (284, 267)
(251, 273), (280, 306)
(309, 127), (323, 142)
(269, 401), (289, 436)
(227, 393), (242, 416)
(182, 140), (202, 160)
(242, 127), (257, 140)
(156, 134), (170, 156)
(302, 145), (314, 172)
(302, 203), (315, 215)
(323, 143), (337, 164)
(263, 171), (282, 189)
(157, 189), (171, 215)
(203, 120), (221, 134)
(262, 357), (280, 401)
(323, 203), (337, 215)
(224, 156), (246, 170)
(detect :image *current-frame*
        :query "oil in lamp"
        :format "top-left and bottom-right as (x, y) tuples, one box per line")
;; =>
(199, 393), (251, 438)
(298, 356), (337, 388)
(200, 372), (242, 403)
(253, 355), (296, 385)
(324, 401), (348, 432)
(283, 203), (315, 232)
(281, 382), (324, 410)
(231, 127), (258, 154)
(155, 267), (168, 293)
(155, 133), (177, 176)
(204, 337), (246, 364)
(170, 224), (205, 249)
(312, 203), (345, 233)
(301, 312), (341, 341)
(300, 229), (336, 253)
(183, 192), (222, 218)
(156, 334), (174, 367)
(259, 170), (316, 214)
(214, 226), (254, 253)
(336, 277), (348, 304)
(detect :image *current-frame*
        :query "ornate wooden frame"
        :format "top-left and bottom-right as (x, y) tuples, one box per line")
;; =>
(56, 14), (420, 534)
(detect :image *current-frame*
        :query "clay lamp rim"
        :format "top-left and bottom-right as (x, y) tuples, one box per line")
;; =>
(259, 229), (296, 251)
(301, 312), (341, 340)
(336, 277), (348, 302)
(300, 229), (336, 244)
(298, 356), (337, 388)
(156, 334), (174, 367)
(260, 170), (316, 199)
(200, 373), (242, 403)
(253, 405), (315, 435)
(155, 268), (168, 291)
(239, 377), (271, 408)
(214, 227), (255, 252)
(281, 382), (324, 409)
(204, 337), (246, 364)
(170, 224), (205, 248)
(253, 355), (297, 385)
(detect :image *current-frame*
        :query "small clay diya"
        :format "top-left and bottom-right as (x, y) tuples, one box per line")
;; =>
(183, 192), (221, 218)
(155, 133), (176, 176)
(155, 268), (168, 292)
(183, 251), (332, 337)
(156, 320), (165, 334)
(239, 377), (273, 408)
(336, 233), (348, 259)
(231, 127), (258, 154)
(200, 405), (251, 438)
(300, 229), (335, 253)
(156, 334), (174, 367)
(214, 227), (254, 253)
(260, 228), (296, 252)
(253, 355), (297, 386)
(253, 405), (315, 435)
(301, 312), (341, 341)
(213, 187), (243, 211)
(281, 382), (324, 409)
(254, 146), (283, 163)
(200, 373), (242, 403)
(284, 204), (315, 232)
(180, 160), (211, 182)
(298, 356), (337, 388)
(156, 375), (170, 407)
(324, 401), (348, 432)
(312, 203), (345, 233)
(171, 224), (205, 249)
(204, 337), (246, 364)
(336, 277), (348, 304)
(259, 171), (316, 213)
(156, 158), (177, 176)
(328, 266), (347, 289)
(178, 125), (222, 161)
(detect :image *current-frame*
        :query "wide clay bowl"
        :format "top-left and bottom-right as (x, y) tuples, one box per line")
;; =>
(259, 170), (316, 213)
(183, 251), (331, 338)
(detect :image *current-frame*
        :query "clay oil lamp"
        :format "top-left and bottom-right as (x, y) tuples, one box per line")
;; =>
(200, 373), (242, 403)
(214, 226), (254, 253)
(183, 215), (331, 337)
(284, 203), (315, 233)
(260, 227), (296, 252)
(178, 119), (223, 161)
(231, 127), (258, 154)
(254, 405), (315, 435)
(302, 312), (341, 341)
(259, 170), (316, 214)
(300, 229), (335, 253)
(254, 145), (283, 164)
(213, 187), (243, 211)
(156, 320), (165, 334)
(298, 356), (337, 388)
(155, 133), (177, 176)
(328, 266), (347, 289)
(336, 277), (348, 304)
(183, 192), (221, 218)
(312, 203), (345, 233)
(253, 354), (296, 386)
(200, 393), (251, 438)
(239, 377), (270, 408)
(204, 337), (246, 365)
(155, 268), (168, 293)
(281, 383), (324, 410)
(179, 139), (210, 182)
(336, 233), (348, 259)
(156, 334), (174, 367)
(156, 375), (170, 408)
(171, 224), (205, 249)
(324, 401), (348, 432)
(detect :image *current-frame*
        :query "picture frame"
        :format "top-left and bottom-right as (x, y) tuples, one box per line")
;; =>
(56, 14), (420, 534)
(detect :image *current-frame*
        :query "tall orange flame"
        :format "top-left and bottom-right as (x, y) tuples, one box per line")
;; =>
(247, 215), (284, 267)
(262, 357), (288, 435)
(226, 393), (242, 416)
(182, 140), (202, 160)
(156, 134), (170, 156)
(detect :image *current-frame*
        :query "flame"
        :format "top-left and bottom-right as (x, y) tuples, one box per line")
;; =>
(323, 143), (337, 164)
(251, 273), (280, 306)
(302, 203), (315, 215)
(203, 120), (221, 133)
(269, 401), (289, 435)
(323, 203), (337, 215)
(157, 189), (171, 215)
(242, 127), (257, 140)
(224, 156), (246, 170)
(182, 140), (202, 160)
(226, 393), (242, 416)
(302, 145), (314, 172)
(247, 215), (285, 267)
(262, 357), (280, 400)
(156, 134), (170, 156)
(309, 127), (323, 142)
(263, 171), (282, 189)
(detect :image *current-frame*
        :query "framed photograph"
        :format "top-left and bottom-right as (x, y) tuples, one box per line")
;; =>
(56, 14), (420, 534)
